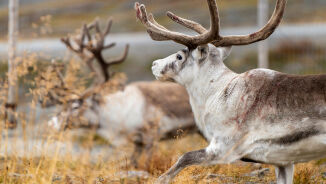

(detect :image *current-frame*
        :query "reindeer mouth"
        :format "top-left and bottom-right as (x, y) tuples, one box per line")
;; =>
(152, 65), (175, 82)
(154, 74), (175, 82)
(164, 78), (176, 83)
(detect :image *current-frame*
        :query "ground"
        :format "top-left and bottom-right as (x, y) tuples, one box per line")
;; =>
(0, 128), (326, 184)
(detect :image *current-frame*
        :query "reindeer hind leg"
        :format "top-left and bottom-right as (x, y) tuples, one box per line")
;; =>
(275, 164), (294, 184)
(144, 137), (154, 171)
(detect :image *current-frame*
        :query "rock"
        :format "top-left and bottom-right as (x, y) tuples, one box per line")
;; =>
(116, 170), (150, 179)
(94, 176), (105, 184)
(244, 168), (270, 177)
(322, 172), (326, 179)
(8, 173), (33, 178)
(203, 173), (234, 183)
(52, 174), (62, 182)
(65, 175), (84, 184)
(206, 173), (227, 179)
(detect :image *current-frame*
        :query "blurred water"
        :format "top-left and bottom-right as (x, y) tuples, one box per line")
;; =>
(1, 23), (326, 59)
(1, 23), (326, 81)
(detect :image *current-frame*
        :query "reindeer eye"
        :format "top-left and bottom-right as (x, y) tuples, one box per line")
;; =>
(176, 54), (183, 60)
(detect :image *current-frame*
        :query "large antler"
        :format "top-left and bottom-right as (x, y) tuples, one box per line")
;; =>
(135, 0), (286, 48)
(61, 18), (129, 83)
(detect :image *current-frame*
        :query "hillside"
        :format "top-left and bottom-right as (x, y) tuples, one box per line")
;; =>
(0, 0), (326, 38)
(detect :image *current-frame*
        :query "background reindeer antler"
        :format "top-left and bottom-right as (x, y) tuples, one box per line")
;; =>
(38, 60), (74, 107)
(61, 17), (129, 84)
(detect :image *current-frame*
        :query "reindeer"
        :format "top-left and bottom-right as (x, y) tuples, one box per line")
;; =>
(46, 18), (197, 167)
(134, 0), (326, 183)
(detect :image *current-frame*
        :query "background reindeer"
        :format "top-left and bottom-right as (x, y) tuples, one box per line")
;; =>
(45, 18), (198, 168)
(135, 0), (326, 183)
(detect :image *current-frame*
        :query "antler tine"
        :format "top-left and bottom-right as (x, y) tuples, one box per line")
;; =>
(71, 26), (86, 52)
(93, 44), (129, 82)
(94, 18), (110, 49)
(61, 22), (89, 54)
(104, 18), (113, 36)
(61, 27), (93, 61)
(135, 0), (221, 48)
(87, 21), (96, 29)
(212, 0), (286, 47)
(61, 37), (79, 53)
(87, 18), (104, 49)
(135, 3), (192, 46)
(103, 42), (116, 50)
(106, 44), (130, 65)
(206, 0), (220, 38)
(83, 24), (93, 47)
(166, 12), (207, 34)
(94, 18), (101, 35)
(79, 24), (87, 49)
(148, 13), (169, 31)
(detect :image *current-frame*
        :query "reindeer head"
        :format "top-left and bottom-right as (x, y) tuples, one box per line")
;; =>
(151, 45), (231, 84)
(48, 18), (128, 130)
(135, 0), (286, 84)
(49, 91), (103, 130)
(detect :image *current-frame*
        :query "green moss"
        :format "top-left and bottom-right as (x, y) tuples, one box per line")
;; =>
(93, 133), (113, 146)
(73, 133), (113, 147)
(315, 158), (326, 166)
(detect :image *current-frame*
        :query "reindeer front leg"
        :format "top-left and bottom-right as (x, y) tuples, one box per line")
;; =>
(156, 149), (218, 184)
(156, 135), (247, 184)
(131, 131), (145, 168)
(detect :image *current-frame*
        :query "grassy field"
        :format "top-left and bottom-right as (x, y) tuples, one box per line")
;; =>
(0, 130), (326, 184)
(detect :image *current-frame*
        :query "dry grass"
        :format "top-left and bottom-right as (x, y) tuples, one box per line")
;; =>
(0, 129), (326, 184)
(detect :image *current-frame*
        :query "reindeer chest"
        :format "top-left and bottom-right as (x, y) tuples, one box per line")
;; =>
(190, 96), (240, 141)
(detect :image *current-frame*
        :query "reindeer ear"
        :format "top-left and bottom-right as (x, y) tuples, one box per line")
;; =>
(219, 46), (232, 60)
(196, 44), (209, 63)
